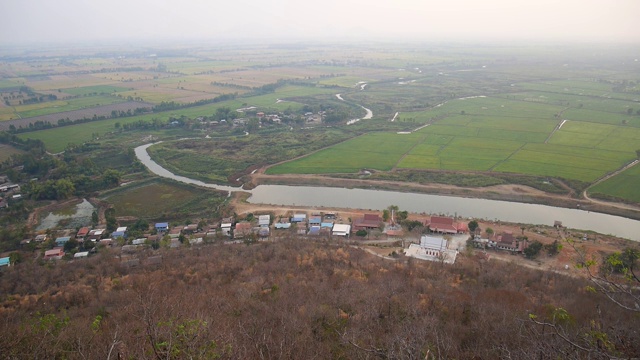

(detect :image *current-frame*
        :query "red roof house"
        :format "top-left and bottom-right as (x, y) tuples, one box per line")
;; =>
(427, 216), (458, 234)
(76, 227), (90, 238)
(44, 248), (65, 260)
(352, 214), (382, 231)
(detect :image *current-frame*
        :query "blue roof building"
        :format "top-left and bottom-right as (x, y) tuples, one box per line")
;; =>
(111, 231), (126, 238)
(55, 236), (71, 246)
(155, 223), (169, 232)
(0, 257), (10, 267)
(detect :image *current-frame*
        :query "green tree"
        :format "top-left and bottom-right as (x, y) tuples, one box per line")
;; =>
(91, 211), (99, 227)
(523, 240), (543, 259)
(545, 240), (562, 256)
(102, 169), (121, 187)
(468, 220), (479, 234)
(382, 209), (390, 222)
(53, 178), (75, 199)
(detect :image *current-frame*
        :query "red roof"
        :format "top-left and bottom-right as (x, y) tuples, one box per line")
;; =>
(353, 214), (381, 229)
(77, 227), (90, 237)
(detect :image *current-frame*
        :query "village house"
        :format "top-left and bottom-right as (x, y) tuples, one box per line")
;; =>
(309, 216), (322, 227)
(234, 222), (253, 239)
(494, 231), (527, 253)
(55, 236), (71, 247)
(155, 222), (169, 233)
(221, 217), (234, 237)
(44, 248), (65, 260)
(76, 227), (90, 239)
(88, 229), (105, 241)
(352, 213), (382, 232)
(183, 224), (198, 234)
(74, 251), (89, 259)
(258, 215), (270, 227)
(291, 213), (307, 223)
(0, 257), (10, 267)
(34, 234), (48, 242)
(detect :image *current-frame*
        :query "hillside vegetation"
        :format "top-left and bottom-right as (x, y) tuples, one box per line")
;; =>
(1, 239), (638, 359)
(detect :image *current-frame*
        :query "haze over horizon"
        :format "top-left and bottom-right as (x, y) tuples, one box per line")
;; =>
(1, 0), (639, 47)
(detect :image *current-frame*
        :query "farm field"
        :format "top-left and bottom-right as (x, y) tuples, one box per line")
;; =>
(589, 164), (640, 203)
(269, 93), (640, 185)
(3, 42), (640, 204)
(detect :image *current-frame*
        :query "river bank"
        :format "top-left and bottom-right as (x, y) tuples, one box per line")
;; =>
(134, 143), (640, 241)
(247, 172), (640, 221)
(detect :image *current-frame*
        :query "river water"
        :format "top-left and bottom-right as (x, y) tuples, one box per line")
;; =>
(134, 143), (640, 241)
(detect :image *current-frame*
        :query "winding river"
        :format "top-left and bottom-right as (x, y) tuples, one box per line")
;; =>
(135, 143), (640, 241)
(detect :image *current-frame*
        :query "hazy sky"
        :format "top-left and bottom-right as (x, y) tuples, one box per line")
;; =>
(2, 0), (639, 45)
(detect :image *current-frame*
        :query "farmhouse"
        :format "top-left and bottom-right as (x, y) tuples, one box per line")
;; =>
(352, 214), (381, 232)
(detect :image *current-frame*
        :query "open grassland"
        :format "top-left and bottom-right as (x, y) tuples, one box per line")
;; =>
(589, 164), (640, 203)
(0, 144), (24, 162)
(150, 128), (356, 183)
(101, 179), (226, 220)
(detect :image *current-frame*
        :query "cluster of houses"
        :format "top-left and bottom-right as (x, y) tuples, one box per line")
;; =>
(0, 175), (22, 209)
(220, 213), (353, 239)
(3, 204), (538, 268)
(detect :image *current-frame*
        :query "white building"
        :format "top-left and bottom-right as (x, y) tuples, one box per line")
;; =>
(332, 224), (351, 237)
(405, 235), (458, 264)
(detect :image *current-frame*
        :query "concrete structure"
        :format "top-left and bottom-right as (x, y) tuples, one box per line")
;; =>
(332, 224), (351, 237)
(405, 235), (458, 264)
